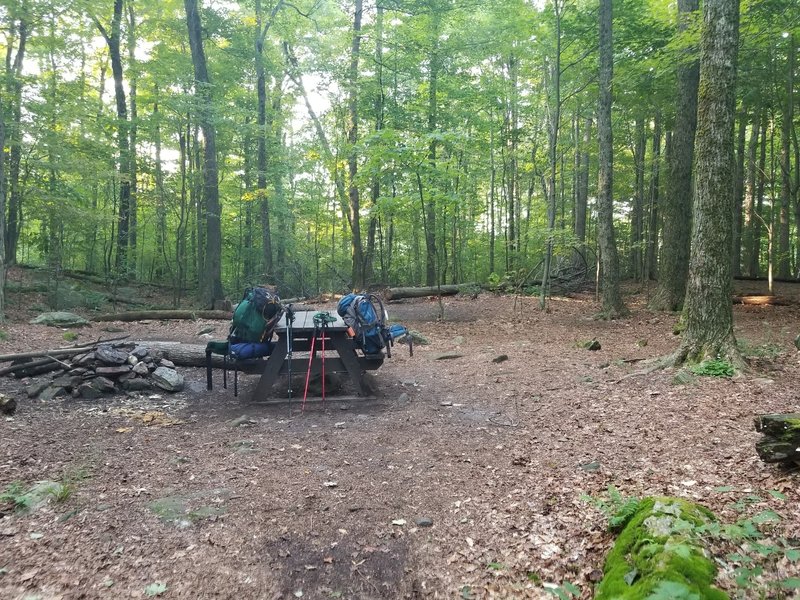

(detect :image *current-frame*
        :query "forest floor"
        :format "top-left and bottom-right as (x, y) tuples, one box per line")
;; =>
(1, 268), (799, 599)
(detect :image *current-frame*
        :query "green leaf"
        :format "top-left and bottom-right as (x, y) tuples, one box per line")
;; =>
(647, 580), (700, 600)
(751, 510), (781, 524)
(785, 548), (800, 562)
(713, 485), (734, 493)
(624, 568), (639, 586)
(779, 577), (800, 590)
(768, 490), (787, 500)
(144, 582), (168, 597)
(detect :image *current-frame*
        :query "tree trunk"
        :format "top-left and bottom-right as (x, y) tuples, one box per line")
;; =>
(649, 0), (699, 311)
(750, 112), (768, 277)
(347, 0), (365, 289)
(743, 109), (760, 275)
(732, 108), (747, 277)
(127, 0), (139, 278)
(424, 10), (441, 287)
(631, 116), (646, 280)
(384, 285), (465, 300)
(779, 34), (794, 278)
(575, 116), (590, 248)
(5, 15), (27, 266)
(646, 113), (662, 281)
(596, 0), (626, 318)
(185, 0), (224, 308)
(678, 0), (743, 367)
(0, 93), (6, 319)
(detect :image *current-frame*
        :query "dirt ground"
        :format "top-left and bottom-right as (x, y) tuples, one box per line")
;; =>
(1, 272), (799, 599)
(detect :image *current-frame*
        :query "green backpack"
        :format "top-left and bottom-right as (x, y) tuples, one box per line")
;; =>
(230, 287), (283, 343)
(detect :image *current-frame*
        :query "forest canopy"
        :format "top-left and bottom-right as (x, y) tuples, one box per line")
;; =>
(0, 0), (797, 308)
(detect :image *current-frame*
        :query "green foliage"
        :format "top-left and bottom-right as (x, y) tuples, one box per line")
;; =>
(0, 481), (35, 512)
(544, 580), (581, 599)
(582, 485), (641, 532)
(690, 359), (734, 378)
(737, 338), (782, 360)
(63, 331), (79, 342)
(0, 330), (9, 342)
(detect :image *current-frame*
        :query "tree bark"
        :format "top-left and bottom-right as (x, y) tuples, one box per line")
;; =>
(732, 107), (747, 277)
(649, 0), (699, 311)
(347, 0), (365, 289)
(4, 13), (27, 266)
(778, 34), (794, 278)
(383, 284), (466, 300)
(0, 92), (6, 319)
(185, 0), (225, 308)
(677, 0), (743, 367)
(596, 0), (626, 317)
(631, 116), (646, 280)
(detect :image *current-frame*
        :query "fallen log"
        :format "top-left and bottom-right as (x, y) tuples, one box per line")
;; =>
(384, 284), (475, 301)
(754, 413), (800, 465)
(595, 497), (725, 600)
(0, 335), (130, 363)
(91, 310), (233, 322)
(133, 341), (264, 373)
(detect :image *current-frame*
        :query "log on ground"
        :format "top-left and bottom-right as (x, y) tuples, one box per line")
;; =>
(134, 341), (265, 373)
(384, 284), (475, 301)
(91, 310), (233, 323)
(754, 413), (800, 464)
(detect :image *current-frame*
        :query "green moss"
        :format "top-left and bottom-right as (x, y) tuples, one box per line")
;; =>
(595, 497), (729, 600)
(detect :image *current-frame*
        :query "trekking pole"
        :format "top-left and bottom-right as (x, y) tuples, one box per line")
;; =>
(285, 304), (295, 408)
(301, 322), (318, 413)
(320, 317), (327, 405)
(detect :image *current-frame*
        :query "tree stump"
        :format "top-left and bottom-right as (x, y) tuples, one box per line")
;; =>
(754, 413), (800, 465)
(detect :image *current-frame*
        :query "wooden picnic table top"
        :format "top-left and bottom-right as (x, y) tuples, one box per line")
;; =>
(275, 310), (347, 332)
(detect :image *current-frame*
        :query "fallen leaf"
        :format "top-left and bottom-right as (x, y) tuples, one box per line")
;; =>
(391, 519), (407, 526)
(144, 582), (168, 597)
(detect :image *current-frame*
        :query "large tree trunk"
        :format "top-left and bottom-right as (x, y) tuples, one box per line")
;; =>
(185, 0), (225, 308)
(0, 93), (6, 320)
(649, 0), (700, 311)
(596, 0), (626, 318)
(424, 10), (441, 287)
(127, 0), (139, 278)
(677, 0), (743, 367)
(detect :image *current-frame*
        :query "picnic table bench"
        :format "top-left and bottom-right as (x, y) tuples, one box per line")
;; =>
(250, 310), (383, 401)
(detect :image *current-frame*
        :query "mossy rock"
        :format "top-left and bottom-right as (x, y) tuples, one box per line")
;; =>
(29, 312), (90, 328)
(595, 497), (729, 600)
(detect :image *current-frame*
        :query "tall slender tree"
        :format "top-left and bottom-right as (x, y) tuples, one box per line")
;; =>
(184, 0), (224, 307)
(596, 0), (626, 317)
(649, 0), (700, 311)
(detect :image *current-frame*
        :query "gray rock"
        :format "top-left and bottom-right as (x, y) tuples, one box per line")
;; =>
(26, 382), (50, 399)
(151, 366), (184, 392)
(228, 415), (255, 427)
(492, 354), (509, 363)
(94, 377), (116, 393)
(76, 382), (103, 399)
(95, 365), (132, 377)
(132, 362), (150, 376)
(39, 386), (67, 401)
(51, 375), (83, 390)
(131, 347), (149, 360)
(397, 392), (410, 405)
(29, 312), (90, 328)
(159, 359), (176, 369)
(122, 378), (151, 391)
(415, 517), (434, 527)
(96, 345), (130, 365)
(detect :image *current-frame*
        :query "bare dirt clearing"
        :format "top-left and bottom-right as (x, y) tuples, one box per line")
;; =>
(1, 278), (799, 599)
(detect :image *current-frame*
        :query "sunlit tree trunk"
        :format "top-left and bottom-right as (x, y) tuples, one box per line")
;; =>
(778, 34), (794, 278)
(4, 12), (27, 266)
(678, 0), (743, 367)
(347, 0), (364, 289)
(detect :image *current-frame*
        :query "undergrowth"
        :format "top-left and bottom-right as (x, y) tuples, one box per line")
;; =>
(583, 486), (800, 598)
(691, 358), (735, 378)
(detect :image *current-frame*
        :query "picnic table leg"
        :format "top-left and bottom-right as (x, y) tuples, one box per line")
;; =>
(251, 335), (288, 401)
(328, 333), (369, 396)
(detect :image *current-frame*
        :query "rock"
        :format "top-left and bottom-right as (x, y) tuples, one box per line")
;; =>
(151, 367), (184, 392)
(415, 517), (434, 527)
(159, 359), (176, 369)
(96, 345), (130, 365)
(795, 334), (800, 350)
(76, 382), (103, 399)
(579, 339), (601, 351)
(122, 378), (151, 392)
(95, 365), (133, 377)
(51, 375), (83, 390)
(132, 362), (150, 376)
(228, 415), (255, 427)
(434, 352), (464, 360)
(0, 394), (17, 415)
(397, 392), (410, 405)
(580, 461), (601, 472)
(127, 355), (139, 365)
(29, 312), (90, 328)
(94, 377), (116, 393)
(492, 354), (509, 363)
(74, 352), (96, 366)
(39, 386), (67, 401)
(131, 346), (149, 360)
(26, 382), (50, 399)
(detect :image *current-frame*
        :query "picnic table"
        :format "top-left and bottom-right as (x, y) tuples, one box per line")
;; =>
(250, 310), (383, 401)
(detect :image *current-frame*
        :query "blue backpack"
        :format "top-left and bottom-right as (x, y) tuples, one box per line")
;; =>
(337, 293), (389, 357)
